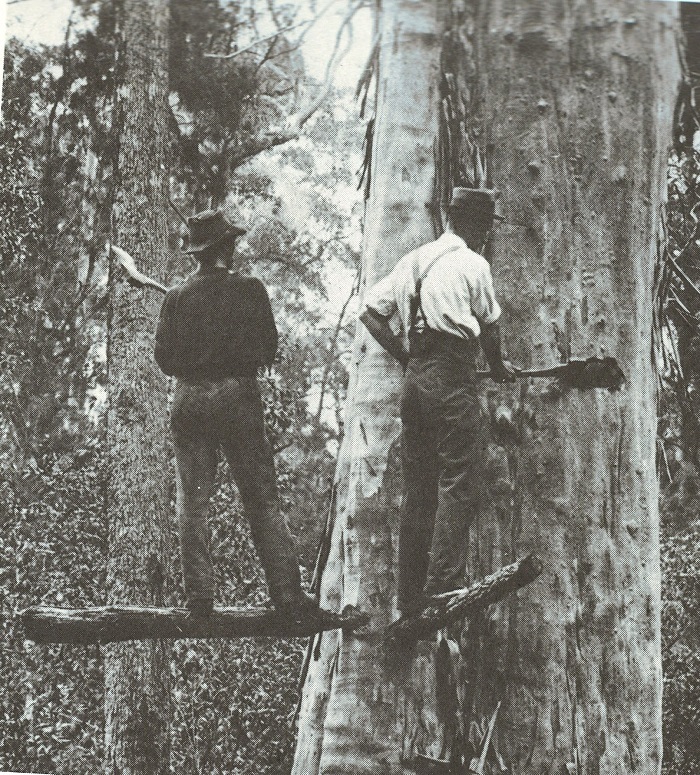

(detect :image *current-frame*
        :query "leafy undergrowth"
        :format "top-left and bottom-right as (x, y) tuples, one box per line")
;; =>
(0, 452), (106, 772)
(171, 637), (303, 775)
(5, 448), (700, 773)
(0, 453), (317, 774)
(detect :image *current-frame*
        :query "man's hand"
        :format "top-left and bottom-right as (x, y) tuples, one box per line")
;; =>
(480, 322), (517, 382)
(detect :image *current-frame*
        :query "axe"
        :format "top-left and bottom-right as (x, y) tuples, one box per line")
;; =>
(442, 313), (624, 390)
(107, 244), (169, 294)
(477, 357), (625, 390)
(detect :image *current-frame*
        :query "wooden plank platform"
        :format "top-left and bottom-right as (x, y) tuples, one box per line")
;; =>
(385, 554), (542, 647)
(20, 604), (369, 645)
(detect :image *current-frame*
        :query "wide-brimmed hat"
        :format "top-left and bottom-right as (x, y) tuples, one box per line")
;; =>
(183, 209), (247, 254)
(448, 188), (505, 221)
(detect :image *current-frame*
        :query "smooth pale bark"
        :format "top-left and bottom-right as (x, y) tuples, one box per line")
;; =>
(292, 2), (444, 773)
(104, 1), (172, 773)
(455, 3), (680, 773)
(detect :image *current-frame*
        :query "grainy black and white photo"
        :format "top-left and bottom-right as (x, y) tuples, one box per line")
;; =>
(0, 1), (697, 774)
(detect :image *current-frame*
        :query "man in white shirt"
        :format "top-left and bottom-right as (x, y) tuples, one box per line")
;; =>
(360, 188), (515, 614)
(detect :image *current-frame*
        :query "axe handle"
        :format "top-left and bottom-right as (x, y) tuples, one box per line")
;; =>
(477, 365), (567, 379)
(131, 276), (169, 294)
(140, 278), (169, 294)
(109, 244), (170, 294)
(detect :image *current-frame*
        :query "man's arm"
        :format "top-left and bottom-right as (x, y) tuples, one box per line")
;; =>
(359, 308), (409, 369)
(467, 257), (516, 383)
(250, 278), (278, 368)
(480, 321), (516, 382)
(154, 290), (178, 376)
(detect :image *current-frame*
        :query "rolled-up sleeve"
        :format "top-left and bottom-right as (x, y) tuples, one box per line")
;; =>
(364, 273), (398, 318)
(470, 259), (502, 325)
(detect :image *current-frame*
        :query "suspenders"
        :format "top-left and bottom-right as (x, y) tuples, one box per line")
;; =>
(408, 244), (462, 339)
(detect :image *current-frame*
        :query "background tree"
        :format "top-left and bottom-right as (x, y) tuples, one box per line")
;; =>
(294, 2), (680, 773)
(103, 0), (172, 772)
(0, 27), (115, 478)
(0, 1), (362, 772)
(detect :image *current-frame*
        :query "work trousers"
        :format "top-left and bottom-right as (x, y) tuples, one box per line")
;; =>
(398, 330), (487, 612)
(170, 375), (301, 606)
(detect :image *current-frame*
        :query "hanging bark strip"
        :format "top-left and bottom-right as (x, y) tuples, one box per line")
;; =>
(21, 605), (369, 645)
(385, 555), (542, 648)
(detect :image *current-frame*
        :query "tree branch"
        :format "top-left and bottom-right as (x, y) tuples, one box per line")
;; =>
(285, 0), (362, 132)
(385, 554), (542, 647)
(201, 1), (366, 170)
(21, 604), (369, 645)
(204, 21), (310, 60)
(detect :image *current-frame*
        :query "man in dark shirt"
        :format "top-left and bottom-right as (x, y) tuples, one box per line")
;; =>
(155, 209), (319, 618)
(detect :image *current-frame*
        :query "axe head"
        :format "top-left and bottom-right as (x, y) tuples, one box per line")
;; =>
(559, 357), (625, 391)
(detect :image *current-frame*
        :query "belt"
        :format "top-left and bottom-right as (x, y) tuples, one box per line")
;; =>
(409, 327), (479, 359)
(175, 369), (258, 384)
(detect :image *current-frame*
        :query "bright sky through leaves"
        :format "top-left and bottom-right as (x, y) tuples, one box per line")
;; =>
(5, 0), (372, 91)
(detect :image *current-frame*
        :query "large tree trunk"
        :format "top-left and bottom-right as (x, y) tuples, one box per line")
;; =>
(293, 2), (680, 774)
(292, 2), (444, 773)
(104, 1), (172, 773)
(460, 3), (679, 773)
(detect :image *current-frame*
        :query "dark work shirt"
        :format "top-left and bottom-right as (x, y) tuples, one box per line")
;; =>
(154, 267), (278, 380)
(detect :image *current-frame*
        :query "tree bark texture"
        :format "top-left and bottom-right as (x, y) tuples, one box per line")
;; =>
(447, 3), (680, 774)
(292, 2), (445, 773)
(294, 2), (680, 774)
(104, 1), (172, 773)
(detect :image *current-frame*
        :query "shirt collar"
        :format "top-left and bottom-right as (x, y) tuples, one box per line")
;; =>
(438, 231), (467, 249)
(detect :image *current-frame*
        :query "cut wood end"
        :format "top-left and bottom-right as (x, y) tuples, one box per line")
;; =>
(520, 553), (543, 581)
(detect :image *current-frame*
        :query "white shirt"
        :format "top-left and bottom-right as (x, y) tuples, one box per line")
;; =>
(363, 232), (502, 342)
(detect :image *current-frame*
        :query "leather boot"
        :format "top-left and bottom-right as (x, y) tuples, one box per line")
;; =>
(267, 555), (323, 620)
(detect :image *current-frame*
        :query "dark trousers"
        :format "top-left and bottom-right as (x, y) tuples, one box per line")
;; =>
(397, 331), (487, 612)
(171, 376), (301, 605)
